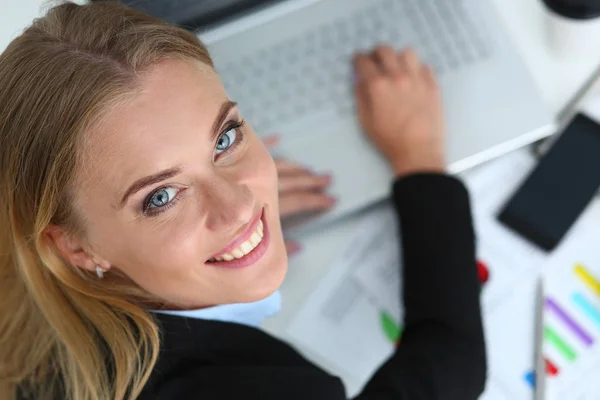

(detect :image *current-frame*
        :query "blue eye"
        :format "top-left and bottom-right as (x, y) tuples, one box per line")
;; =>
(147, 187), (178, 210)
(215, 128), (237, 155)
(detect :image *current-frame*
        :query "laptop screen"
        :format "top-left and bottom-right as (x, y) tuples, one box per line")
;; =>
(98, 0), (286, 32)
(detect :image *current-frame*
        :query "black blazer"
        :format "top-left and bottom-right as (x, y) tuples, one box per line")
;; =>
(140, 174), (487, 399)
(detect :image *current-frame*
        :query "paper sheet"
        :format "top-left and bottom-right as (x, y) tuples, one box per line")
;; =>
(285, 225), (396, 391)
(350, 204), (403, 322)
(286, 148), (600, 398)
(484, 224), (600, 400)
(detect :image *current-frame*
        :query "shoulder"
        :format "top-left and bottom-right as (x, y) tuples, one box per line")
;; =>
(140, 313), (346, 400)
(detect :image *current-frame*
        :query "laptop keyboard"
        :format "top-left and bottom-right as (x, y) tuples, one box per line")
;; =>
(217, 0), (492, 134)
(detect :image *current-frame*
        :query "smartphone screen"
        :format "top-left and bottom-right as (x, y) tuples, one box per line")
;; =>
(498, 113), (600, 251)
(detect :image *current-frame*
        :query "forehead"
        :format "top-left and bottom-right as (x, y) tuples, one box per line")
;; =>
(76, 59), (226, 206)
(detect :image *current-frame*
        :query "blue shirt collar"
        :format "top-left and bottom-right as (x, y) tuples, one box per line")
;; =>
(151, 290), (281, 328)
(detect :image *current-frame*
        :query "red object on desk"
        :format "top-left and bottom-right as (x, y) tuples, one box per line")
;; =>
(545, 358), (559, 376)
(477, 261), (490, 285)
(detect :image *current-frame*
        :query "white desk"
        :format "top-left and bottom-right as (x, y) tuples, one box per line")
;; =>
(491, 0), (600, 116)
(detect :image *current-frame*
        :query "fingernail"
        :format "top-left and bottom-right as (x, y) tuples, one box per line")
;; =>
(266, 135), (280, 144)
(318, 170), (334, 176)
(308, 169), (330, 177)
(289, 243), (302, 255)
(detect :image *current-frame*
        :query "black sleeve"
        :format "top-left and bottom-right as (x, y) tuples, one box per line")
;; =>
(355, 174), (487, 399)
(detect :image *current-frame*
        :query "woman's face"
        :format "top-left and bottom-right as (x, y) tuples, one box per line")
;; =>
(73, 59), (287, 308)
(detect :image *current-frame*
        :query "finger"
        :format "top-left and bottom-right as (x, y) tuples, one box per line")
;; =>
(263, 135), (280, 148)
(354, 78), (371, 125)
(284, 241), (302, 256)
(279, 192), (336, 218)
(421, 64), (437, 89)
(353, 53), (380, 83)
(398, 48), (421, 78)
(274, 159), (309, 174)
(353, 53), (379, 116)
(372, 46), (401, 76)
(278, 173), (332, 192)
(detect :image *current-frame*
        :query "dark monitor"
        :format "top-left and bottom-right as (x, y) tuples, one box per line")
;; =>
(93, 0), (286, 32)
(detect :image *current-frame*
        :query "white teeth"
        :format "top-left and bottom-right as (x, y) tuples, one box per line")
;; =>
(232, 249), (244, 259)
(250, 232), (261, 247)
(211, 219), (266, 263)
(257, 220), (264, 238)
(240, 241), (253, 254)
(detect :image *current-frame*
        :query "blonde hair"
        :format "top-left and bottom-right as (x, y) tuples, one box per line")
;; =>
(0, 2), (213, 399)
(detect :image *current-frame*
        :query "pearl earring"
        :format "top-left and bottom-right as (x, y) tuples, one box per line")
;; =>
(95, 265), (104, 280)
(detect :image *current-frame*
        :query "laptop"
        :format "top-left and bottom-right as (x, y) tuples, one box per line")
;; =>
(117, 0), (554, 231)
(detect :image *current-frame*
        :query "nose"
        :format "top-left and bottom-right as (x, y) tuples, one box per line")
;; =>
(202, 177), (255, 233)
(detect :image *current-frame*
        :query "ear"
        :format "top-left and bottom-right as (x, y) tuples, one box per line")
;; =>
(44, 224), (110, 274)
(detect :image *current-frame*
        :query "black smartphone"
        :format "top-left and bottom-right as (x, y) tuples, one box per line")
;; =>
(498, 113), (600, 251)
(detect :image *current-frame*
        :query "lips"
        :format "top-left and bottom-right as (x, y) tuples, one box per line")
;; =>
(205, 208), (270, 269)
(208, 218), (264, 261)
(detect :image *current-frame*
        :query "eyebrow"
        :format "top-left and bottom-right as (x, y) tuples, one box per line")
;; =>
(211, 100), (238, 142)
(118, 100), (237, 208)
(118, 167), (182, 208)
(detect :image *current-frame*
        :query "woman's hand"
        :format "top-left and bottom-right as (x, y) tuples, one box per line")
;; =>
(353, 47), (446, 177)
(264, 136), (336, 255)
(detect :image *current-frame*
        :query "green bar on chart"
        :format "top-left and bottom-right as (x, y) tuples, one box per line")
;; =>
(544, 326), (576, 361)
(380, 310), (402, 344)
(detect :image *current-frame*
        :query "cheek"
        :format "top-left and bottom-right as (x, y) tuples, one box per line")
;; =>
(146, 221), (203, 262)
(83, 194), (203, 276)
(108, 221), (200, 272)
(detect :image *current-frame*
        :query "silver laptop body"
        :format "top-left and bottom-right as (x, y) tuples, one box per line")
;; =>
(198, 0), (554, 230)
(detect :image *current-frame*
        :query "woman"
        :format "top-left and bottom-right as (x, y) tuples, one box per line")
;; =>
(0, 2), (486, 400)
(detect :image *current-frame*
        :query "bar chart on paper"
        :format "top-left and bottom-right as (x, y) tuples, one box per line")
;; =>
(523, 264), (600, 393)
(486, 258), (600, 400)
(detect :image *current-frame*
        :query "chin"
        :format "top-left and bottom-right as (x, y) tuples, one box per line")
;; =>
(210, 202), (288, 305)
(243, 219), (288, 303)
(243, 246), (288, 303)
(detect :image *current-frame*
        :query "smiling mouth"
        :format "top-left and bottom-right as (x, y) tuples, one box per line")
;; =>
(207, 218), (264, 262)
